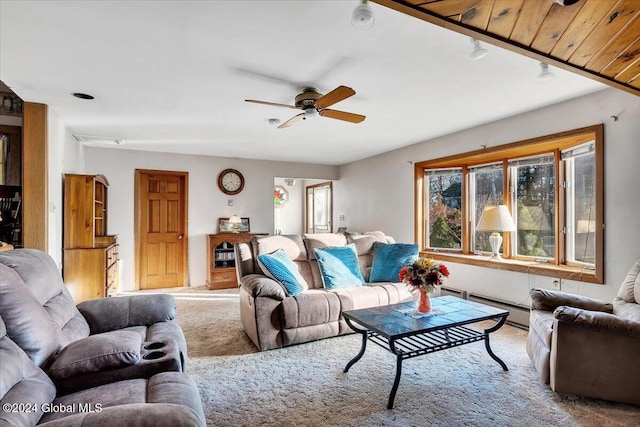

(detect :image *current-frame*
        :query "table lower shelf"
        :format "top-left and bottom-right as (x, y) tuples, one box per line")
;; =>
(368, 325), (486, 359)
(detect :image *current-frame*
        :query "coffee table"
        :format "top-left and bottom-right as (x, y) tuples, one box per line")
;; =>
(342, 295), (509, 409)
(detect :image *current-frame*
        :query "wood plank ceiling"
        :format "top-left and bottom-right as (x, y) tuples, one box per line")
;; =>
(373, 0), (640, 97)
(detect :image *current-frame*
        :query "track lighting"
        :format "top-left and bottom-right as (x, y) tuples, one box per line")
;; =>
(470, 38), (488, 60)
(552, 0), (581, 6)
(352, 0), (374, 30)
(538, 62), (556, 82)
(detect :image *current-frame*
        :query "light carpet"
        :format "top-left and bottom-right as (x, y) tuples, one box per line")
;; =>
(169, 287), (639, 427)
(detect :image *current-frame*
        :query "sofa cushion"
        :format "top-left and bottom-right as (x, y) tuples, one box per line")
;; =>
(38, 372), (205, 426)
(281, 290), (341, 329)
(0, 316), (57, 427)
(257, 249), (309, 296)
(0, 249), (90, 353)
(616, 259), (640, 303)
(611, 299), (640, 323)
(346, 232), (389, 256)
(49, 331), (142, 380)
(314, 244), (365, 289)
(303, 233), (348, 260)
(332, 285), (392, 312)
(255, 235), (307, 261)
(369, 242), (419, 282)
(0, 264), (59, 366)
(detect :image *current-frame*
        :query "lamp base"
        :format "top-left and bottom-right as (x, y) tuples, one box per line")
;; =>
(488, 232), (503, 260)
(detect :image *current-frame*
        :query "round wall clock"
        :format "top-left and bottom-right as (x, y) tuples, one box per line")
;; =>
(217, 169), (245, 195)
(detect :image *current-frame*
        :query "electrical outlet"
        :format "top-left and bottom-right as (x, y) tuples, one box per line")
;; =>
(552, 279), (561, 290)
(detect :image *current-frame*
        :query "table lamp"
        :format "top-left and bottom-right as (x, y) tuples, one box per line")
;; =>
(476, 205), (516, 260)
(228, 215), (242, 233)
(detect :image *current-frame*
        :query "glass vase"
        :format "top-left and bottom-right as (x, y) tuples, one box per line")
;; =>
(417, 287), (431, 313)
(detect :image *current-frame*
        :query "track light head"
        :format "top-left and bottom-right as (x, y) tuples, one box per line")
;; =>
(552, 0), (581, 6)
(352, 0), (374, 30)
(538, 62), (556, 82)
(470, 38), (488, 60)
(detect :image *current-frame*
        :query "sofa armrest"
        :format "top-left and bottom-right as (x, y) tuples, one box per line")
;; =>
(240, 274), (286, 301)
(530, 288), (613, 313)
(77, 294), (177, 334)
(554, 306), (640, 337)
(550, 306), (640, 404)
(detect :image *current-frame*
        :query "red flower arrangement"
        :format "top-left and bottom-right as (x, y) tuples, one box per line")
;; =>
(399, 258), (449, 293)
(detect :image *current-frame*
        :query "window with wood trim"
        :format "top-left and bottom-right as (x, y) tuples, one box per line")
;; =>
(414, 125), (604, 284)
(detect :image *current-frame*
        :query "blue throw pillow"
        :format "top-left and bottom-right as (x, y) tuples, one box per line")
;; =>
(258, 249), (308, 296)
(313, 244), (365, 289)
(369, 242), (419, 282)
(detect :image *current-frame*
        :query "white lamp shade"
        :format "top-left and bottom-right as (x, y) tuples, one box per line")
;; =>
(477, 205), (516, 232)
(228, 215), (242, 224)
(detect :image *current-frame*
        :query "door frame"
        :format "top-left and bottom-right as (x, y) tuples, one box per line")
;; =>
(134, 169), (189, 290)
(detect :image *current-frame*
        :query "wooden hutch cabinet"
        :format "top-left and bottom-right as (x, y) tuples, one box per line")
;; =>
(206, 233), (263, 289)
(63, 174), (119, 303)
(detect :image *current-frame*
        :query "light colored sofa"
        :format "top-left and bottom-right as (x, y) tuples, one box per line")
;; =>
(0, 249), (205, 426)
(235, 232), (414, 351)
(526, 259), (640, 405)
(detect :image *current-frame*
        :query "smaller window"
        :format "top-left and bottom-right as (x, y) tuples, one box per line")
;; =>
(563, 142), (596, 267)
(510, 154), (555, 259)
(469, 163), (504, 254)
(425, 169), (462, 250)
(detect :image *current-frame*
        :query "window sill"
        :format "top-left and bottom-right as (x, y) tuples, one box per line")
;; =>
(421, 251), (602, 284)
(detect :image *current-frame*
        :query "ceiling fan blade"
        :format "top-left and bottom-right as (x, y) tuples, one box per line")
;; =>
(278, 113), (305, 129)
(319, 109), (366, 124)
(245, 99), (299, 110)
(314, 86), (356, 109)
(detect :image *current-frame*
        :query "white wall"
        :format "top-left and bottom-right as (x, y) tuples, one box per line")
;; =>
(83, 148), (338, 290)
(337, 88), (640, 304)
(47, 108), (84, 268)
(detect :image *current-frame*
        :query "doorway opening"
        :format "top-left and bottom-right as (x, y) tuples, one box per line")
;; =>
(273, 178), (333, 235)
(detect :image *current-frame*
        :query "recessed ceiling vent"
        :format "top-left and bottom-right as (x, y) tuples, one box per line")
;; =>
(73, 134), (124, 146)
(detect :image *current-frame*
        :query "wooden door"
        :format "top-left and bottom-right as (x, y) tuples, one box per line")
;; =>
(135, 170), (188, 289)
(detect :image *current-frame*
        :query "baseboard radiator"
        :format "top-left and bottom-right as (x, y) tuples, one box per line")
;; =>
(440, 287), (530, 329)
(468, 293), (530, 328)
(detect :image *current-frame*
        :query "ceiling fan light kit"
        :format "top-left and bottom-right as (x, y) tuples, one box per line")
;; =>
(352, 0), (374, 30)
(245, 85), (365, 129)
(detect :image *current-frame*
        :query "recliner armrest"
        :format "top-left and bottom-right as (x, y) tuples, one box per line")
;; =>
(240, 274), (286, 300)
(530, 288), (613, 313)
(77, 294), (177, 334)
(554, 306), (640, 338)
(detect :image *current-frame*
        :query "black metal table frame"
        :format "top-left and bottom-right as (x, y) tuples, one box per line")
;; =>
(343, 313), (508, 409)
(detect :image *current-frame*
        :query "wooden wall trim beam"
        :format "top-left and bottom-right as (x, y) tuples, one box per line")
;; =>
(372, 0), (640, 98)
(22, 102), (48, 251)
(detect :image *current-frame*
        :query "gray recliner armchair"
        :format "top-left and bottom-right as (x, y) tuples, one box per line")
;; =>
(0, 316), (205, 426)
(527, 259), (640, 405)
(0, 249), (188, 394)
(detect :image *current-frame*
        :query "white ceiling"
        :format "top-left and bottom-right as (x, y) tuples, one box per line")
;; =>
(0, 1), (607, 166)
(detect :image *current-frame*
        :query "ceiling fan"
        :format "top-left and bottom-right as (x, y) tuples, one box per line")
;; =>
(245, 86), (365, 129)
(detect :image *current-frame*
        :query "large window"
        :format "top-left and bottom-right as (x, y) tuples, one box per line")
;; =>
(415, 125), (604, 283)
